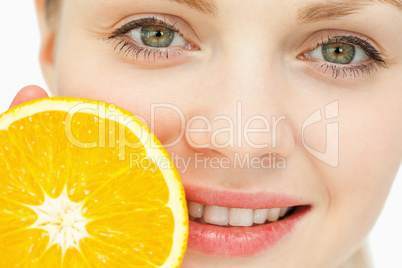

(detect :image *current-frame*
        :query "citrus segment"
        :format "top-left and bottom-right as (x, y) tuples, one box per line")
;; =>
(0, 198), (37, 235)
(83, 167), (169, 218)
(0, 130), (45, 205)
(66, 112), (147, 203)
(35, 244), (63, 267)
(62, 248), (91, 268)
(0, 228), (49, 266)
(8, 111), (70, 199)
(0, 97), (188, 267)
(86, 207), (174, 266)
(80, 237), (149, 267)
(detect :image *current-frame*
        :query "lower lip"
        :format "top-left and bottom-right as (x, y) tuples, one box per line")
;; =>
(187, 206), (310, 257)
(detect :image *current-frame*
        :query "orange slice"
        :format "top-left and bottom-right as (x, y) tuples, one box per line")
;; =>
(0, 97), (188, 267)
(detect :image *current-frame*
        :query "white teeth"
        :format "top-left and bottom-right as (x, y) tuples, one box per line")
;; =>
(229, 208), (253, 227)
(188, 201), (204, 218)
(267, 208), (281, 222)
(253, 209), (269, 224)
(280, 207), (289, 218)
(188, 201), (293, 227)
(203, 206), (229, 226)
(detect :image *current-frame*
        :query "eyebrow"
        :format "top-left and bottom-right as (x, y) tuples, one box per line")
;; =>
(167, 0), (217, 15)
(297, 0), (402, 23)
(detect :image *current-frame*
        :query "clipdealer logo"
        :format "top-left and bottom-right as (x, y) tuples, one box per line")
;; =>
(63, 100), (340, 169)
(301, 100), (339, 167)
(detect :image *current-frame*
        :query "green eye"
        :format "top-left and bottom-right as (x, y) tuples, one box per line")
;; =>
(302, 35), (386, 78)
(126, 23), (188, 49)
(322, 43), (356, 64)
(307, 39), (370, 67)
(141, 26), (174, 47)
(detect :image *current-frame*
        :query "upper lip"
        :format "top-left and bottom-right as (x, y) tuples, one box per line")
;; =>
(184, 184), (309, 209)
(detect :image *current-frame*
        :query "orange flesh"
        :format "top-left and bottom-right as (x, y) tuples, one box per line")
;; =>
(0, 109), (181, 267)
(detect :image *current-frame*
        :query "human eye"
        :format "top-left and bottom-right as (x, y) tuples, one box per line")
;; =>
(106, 16), (199, 63)
(300, 34), (387, 79)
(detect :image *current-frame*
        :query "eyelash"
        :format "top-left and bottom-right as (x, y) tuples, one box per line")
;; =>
(313, 35), (387, 79)
(106, 17), (187, 62)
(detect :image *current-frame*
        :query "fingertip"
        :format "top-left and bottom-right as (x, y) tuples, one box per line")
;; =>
(9, 85), (49, 109)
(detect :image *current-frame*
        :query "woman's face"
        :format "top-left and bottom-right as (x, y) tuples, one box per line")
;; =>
(41, 0), (402, 267)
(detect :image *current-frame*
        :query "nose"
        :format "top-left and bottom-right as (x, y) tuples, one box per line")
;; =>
(184, 63), (295, 161)
(185, 103), (294, 161)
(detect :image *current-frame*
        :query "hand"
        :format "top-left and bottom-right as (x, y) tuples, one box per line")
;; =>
(9, 85), (49, 109)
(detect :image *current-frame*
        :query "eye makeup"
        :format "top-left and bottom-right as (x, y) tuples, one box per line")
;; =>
(106, 16), (198, 63)
(300, 34), (388, 79)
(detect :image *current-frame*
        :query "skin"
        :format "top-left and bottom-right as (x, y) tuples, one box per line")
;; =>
(11, 0), (402, 267)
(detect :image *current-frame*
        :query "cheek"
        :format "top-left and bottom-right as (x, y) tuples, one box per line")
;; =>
(338, 99), (401, 196)
(321, 97), (401, 238)
(300, 94), (402, 265)
(54, 35), (201, 145)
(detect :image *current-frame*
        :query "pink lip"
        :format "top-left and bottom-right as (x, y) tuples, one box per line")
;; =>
(184, 185), (311, 257)
(185, 184), (308, 209)
(188, 206), (310, 257)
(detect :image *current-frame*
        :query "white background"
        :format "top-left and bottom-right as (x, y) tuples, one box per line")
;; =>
(0, 2), (401, 267)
